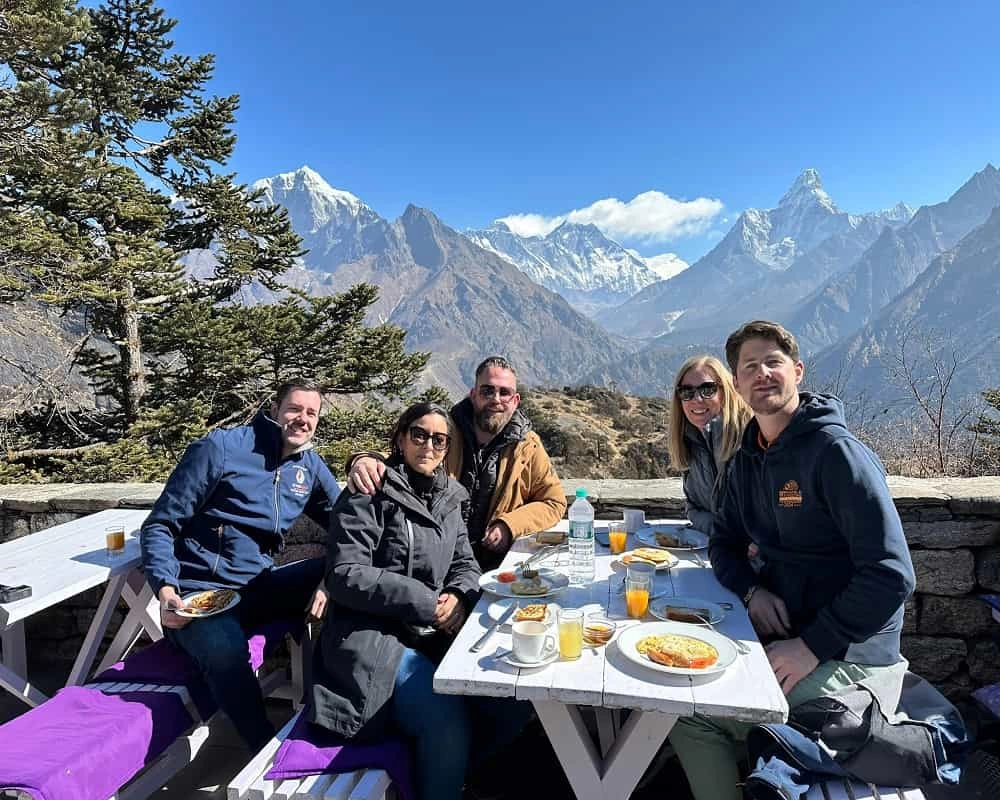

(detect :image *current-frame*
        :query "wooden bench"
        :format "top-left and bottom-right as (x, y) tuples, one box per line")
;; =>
(805, 782), (924, 799)
(0, 624), (308, 800)
(226, 710), (398, 800)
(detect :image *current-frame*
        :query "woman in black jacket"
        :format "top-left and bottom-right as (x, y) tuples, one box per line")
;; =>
(310, 402), (481, 800)
(666, 355), (751, 537)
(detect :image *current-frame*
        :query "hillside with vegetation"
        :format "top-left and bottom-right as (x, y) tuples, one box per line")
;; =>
(519, 386), (674, 480)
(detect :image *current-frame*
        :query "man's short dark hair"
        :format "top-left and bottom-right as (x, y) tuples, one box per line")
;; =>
(273, 380), (323, 406)
(474, 356), (517, 382)
(725, 321), (801, 374)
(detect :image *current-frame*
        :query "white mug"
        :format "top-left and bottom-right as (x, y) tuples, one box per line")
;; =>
(512, 620), (556, 663)
(623, 509), (645, 533)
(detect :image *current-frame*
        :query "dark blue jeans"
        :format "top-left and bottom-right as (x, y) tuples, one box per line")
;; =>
(165, 557), (324, 750)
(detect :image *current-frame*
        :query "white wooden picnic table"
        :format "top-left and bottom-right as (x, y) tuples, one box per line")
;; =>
(0, 508), (158, 707)
(434, 519), (789, 800)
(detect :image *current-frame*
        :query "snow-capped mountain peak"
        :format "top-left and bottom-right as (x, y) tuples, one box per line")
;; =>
(253, 166), (367, 232)
(778, 168), (838, 214)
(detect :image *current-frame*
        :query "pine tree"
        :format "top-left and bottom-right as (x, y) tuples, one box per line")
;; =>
(1, 1), (433, 480)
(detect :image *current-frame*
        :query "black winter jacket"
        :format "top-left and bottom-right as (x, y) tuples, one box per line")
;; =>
(309, 461), (480, 741)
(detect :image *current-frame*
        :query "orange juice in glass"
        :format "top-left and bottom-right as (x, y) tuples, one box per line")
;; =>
(625, 561), (653, 619)
(557, 608), (583, 660)
(607, 520), (627, 555)
(626, 586), (650, 618)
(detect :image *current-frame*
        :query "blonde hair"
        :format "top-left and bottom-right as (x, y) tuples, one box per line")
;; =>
(667, 355), (751, 471)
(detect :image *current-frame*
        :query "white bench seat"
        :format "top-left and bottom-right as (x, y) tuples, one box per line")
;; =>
(805, 780), (925, 799)
(226, 710), (396, 800)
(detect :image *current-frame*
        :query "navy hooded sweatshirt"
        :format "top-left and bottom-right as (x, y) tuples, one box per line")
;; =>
(710, 392), (915, 666)
(141, 411), (340, 596)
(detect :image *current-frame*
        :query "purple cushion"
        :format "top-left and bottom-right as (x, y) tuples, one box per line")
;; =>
(264, 713), (415, 800)
(0, 686), (193, 800)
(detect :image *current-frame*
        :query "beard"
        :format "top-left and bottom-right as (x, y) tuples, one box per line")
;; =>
(475, 407), (513, 436)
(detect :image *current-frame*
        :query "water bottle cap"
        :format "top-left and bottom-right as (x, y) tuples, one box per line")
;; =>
(575, 488), (588, 498)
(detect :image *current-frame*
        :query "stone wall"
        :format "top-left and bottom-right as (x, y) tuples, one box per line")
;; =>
(2, 477), (999, 698)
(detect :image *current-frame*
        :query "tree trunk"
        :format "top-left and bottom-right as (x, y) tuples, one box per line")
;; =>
(120, 278), (145, 425)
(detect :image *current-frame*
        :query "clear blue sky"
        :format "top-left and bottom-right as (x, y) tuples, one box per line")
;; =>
(158, 0), (1000, 262)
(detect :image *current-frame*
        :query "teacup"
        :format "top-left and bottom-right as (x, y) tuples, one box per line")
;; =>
(623, 509), (645, 533)
(512, 620), (557, 663)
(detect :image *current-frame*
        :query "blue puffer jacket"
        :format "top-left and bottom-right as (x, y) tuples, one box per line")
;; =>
(141, 411), (341, 595)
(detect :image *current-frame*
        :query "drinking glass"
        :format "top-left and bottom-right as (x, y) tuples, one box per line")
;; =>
(607, 520), (627, 555)
(105, 524), (126, 557)
(557, 607), (584, 660)
(625, 561), (654, 619)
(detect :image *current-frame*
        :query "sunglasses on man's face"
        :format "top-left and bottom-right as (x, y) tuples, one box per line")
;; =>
(407, 425), (450, 452)
(477, 384), (517, 401)
(676, 381), (720, 402)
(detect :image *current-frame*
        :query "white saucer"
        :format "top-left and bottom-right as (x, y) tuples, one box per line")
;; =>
(502, 648), (559, 669)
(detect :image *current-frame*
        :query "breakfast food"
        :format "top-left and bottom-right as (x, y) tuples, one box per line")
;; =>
(654, 532), (682, 548)
(510, 576), (549, 596)
(514, 603), (548, 622)
(636, 633), (718, 669)
(536, 531), (567, 545)
(583, 621), (614, 646)
(497, 571), (517, 583)
(663, 605), (712, 624)
(622, 547), (675, 566)
(184, 588), (236, 616)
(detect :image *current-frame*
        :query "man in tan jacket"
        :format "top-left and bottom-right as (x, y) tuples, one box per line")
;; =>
(348, 356), (566, 570)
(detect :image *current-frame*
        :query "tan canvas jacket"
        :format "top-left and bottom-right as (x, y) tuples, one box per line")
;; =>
(445, 430), (566, 539)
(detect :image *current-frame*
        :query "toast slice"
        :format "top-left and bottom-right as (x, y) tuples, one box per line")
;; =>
(514, 603), (548, 622)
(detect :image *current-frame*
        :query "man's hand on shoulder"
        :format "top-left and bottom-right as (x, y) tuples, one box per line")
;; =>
(347, 456), (386, 495)
(748, 586), (792, 639)
(306, 583), (328, 622)
(158, 586), (190, 629)
(766, 637), (819, 695)
(481, 520), (512, 552)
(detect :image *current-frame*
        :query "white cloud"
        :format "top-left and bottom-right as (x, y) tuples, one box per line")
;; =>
(497, 190), (724, 244)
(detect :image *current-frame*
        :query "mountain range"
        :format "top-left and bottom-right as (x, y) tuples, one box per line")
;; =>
(4, 162), (998, 410)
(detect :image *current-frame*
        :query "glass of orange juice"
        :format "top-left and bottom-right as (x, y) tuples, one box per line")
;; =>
(557, 608), (584, 660)
(625, 561), (653, 619)
(607, 520), (627, 554)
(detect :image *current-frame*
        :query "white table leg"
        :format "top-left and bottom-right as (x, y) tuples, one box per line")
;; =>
(92, 570), (161, 675)
(66, 571), (129, 685)
(534, 701), (676, 800)
(533, 701), (605, 800)
(0, 622), (48, 707)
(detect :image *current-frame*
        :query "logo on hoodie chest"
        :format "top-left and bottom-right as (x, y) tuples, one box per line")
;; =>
(778, 480), (803, 508)
(290, 466), (310, 497)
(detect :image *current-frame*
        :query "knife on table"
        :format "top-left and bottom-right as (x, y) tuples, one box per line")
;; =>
(470, 603), (517, 652)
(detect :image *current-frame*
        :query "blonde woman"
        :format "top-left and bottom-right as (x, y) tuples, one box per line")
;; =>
(667, 355), (751, 536)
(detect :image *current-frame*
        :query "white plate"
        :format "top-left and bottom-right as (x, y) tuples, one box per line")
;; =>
(617, 620), (738, 676)
(649, 596), (727, 625)
(176, 589), (241, 618)
(479, 567), (570, 599)
(610, 549), (679, 572)
(501, 648), (560, 669)
(635, 525), (709, 551)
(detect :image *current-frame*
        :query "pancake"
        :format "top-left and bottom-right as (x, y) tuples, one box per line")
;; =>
(510, 576), (549, 596)
(622, 547), (674, 566)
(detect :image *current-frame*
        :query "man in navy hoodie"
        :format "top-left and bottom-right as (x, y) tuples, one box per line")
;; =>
(141, 381), (340, 750)
(670, 321), (916, 800)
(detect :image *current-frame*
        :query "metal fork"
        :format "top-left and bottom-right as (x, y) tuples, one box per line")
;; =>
(691, 612), (751, 655)
(691, 551), (709, 568)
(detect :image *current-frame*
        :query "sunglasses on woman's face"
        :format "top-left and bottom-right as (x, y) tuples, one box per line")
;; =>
(676, 381), (719, 402)
(407, 425), (450, 452)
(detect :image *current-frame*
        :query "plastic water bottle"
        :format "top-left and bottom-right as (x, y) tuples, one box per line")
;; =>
(568, 487), (595, 584)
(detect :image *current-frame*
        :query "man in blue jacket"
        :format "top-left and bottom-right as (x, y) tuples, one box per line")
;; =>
(670, 321), (916, 800)
(141, 381), (340, 750)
